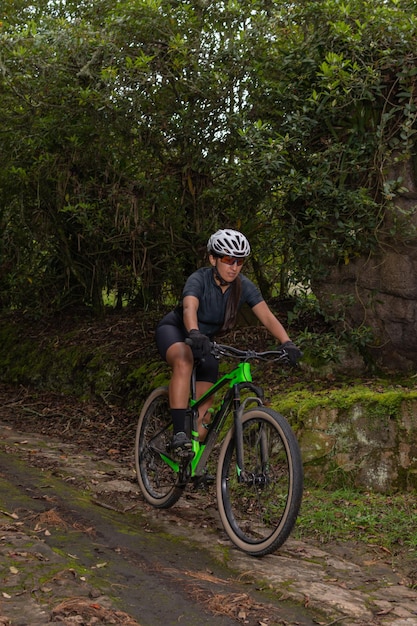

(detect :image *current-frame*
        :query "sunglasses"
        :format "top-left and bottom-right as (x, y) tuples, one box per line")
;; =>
(219, 255), (245, 266)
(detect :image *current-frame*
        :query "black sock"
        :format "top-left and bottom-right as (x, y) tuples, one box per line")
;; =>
(171, 408), (187, 434)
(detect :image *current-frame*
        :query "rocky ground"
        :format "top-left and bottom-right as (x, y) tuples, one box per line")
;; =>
(1, 308), (417, 625)
(1, 383), (417, 626)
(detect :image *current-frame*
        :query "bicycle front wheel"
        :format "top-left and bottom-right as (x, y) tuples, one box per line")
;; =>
(135, 387), (184, 509)
(217, 407), (303, 557)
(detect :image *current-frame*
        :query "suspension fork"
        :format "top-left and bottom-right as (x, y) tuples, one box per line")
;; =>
(232, 384), (245, 478)
(232, 382), (264, 482)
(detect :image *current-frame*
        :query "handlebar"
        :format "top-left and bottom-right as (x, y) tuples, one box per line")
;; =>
(184, 338), (293, 365)
(210, 342), (291, 364)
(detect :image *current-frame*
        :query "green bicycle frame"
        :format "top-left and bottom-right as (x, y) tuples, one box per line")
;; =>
(190, 360), (253, 407)
(162, 361), (255, 477)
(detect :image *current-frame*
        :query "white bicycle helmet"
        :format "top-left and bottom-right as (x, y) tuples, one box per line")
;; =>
(207, 229), (251, 258)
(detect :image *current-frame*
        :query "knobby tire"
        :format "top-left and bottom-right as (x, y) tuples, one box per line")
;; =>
(216, 407), (303, 557)
(135, 386), (184, 508)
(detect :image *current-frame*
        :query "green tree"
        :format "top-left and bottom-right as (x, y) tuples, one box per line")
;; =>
(0, 0), (273, 312)
(2, 0), (417, 339)
(229, 0), (417, 288)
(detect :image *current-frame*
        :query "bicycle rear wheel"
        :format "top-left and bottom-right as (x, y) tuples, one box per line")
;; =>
(135, 387), (184, 508)
(217, 407), (303, 557)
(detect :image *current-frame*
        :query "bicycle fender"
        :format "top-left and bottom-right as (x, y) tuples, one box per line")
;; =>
(236, 382), (264, 400)
(236, 395), (263, 422)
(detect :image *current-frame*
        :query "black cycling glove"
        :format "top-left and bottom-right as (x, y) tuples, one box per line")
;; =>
(188, 329), (212, 360)
(281, 340), (303, 366)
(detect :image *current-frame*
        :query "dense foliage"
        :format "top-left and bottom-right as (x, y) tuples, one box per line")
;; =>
(1, 0), (417, 314)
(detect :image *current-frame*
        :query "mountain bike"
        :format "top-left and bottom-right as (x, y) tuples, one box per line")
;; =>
(134, 342), (303, 557)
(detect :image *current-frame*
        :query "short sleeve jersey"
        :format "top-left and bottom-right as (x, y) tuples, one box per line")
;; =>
(182, 267), (264, 336)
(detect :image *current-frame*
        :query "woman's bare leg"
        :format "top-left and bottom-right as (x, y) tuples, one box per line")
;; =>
(166, 343), (214, 441)
(196, 381), (214, 441)
(166, 342), (193, 409)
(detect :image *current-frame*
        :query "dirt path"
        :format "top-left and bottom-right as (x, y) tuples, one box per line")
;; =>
(0, 423), (319, 626)
(1, 421), (417, 626)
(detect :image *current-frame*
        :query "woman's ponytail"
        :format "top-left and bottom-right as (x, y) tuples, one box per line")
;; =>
(219, 276), (242, 334)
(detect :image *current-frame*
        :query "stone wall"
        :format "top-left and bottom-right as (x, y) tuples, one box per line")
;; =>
(313, 158), (417, 370)
(291, 394), (417, 493)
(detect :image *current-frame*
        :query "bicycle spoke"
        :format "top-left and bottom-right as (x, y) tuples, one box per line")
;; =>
(229, 423), (288, 534)
(135, 387), (184, 508)
(217, 408), (303, 556)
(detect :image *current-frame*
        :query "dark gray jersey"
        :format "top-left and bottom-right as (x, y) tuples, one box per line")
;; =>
(182, 267), (263, 336)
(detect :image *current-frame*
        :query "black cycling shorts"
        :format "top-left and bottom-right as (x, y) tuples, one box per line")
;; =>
(155, 311), (219, 384)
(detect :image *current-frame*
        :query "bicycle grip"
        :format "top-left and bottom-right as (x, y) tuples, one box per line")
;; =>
(185, 336), (213, 349)
(184, 336), (211, 363)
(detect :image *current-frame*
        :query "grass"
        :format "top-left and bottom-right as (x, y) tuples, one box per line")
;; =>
(294, 486), (417, 570)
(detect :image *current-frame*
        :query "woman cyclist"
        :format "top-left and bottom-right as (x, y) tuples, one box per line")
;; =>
(155, 228), (302, 455)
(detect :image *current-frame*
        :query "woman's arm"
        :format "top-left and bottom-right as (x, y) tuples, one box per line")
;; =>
(251, 300), (291, 344)
(182, 295), (200, 333)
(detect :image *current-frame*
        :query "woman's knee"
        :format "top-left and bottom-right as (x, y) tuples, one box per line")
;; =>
(166, 342), (193, 370)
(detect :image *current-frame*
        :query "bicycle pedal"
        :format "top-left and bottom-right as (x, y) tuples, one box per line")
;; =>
(174, 447), (194, 459)
(191, 473), (215, 490)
